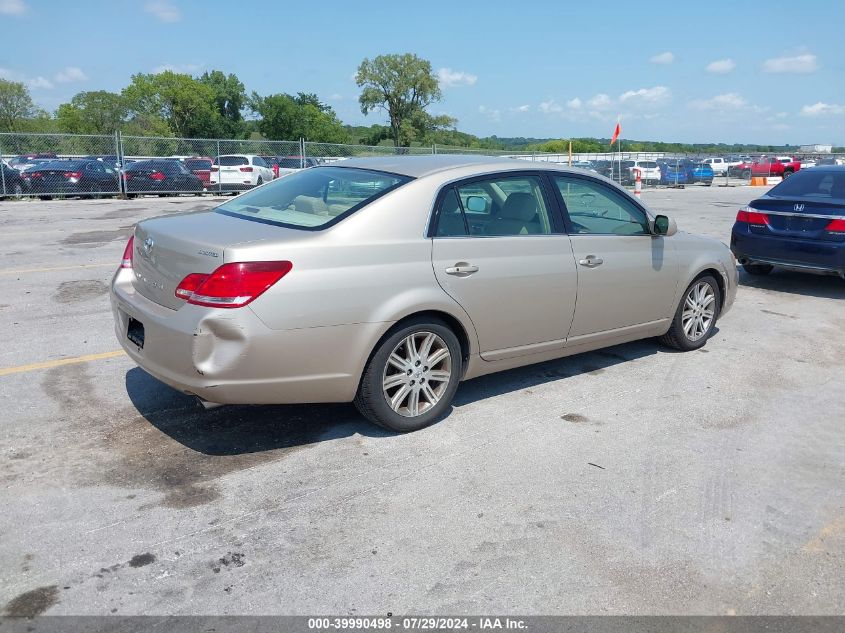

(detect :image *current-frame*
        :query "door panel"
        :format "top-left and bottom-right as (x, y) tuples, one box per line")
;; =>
(432, 236), (578, 359)
(567, 235), (679, 337)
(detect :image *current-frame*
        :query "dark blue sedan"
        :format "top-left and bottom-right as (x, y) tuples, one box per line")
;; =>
(731, 166), (845, 277)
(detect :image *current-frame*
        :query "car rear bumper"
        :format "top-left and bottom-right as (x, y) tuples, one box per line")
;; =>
(110, 268), (387, 405)
(731, 228), (845, 276)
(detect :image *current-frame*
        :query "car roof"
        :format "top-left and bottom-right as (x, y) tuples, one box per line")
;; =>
(332, 154), (603, 178)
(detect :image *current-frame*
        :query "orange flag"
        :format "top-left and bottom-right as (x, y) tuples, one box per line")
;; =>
(610, 121), (621, 145)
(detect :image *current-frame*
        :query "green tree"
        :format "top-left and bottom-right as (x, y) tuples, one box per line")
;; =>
(123, 71), (223, 138)
(0, 79), (37, 132)
(250, 92), (350, 143)
(355, 53), (442, 147)
(198, 70), (246, 137)
(55, 91), (127, 134)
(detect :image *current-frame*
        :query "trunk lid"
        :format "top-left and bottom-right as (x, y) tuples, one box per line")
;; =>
(749, 197), (845, 241)
(131, 210), (299, 310)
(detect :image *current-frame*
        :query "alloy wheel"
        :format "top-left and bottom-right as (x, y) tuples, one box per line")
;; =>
(682, 281), (716, 342)
(382, 331), (452, 417)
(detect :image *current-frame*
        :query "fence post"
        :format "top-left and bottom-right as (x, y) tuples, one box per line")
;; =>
(115, 130), (124, 195)
(0, 136), (6, 196)
(216, 140), (221, 195)
(432, 144), (437, 155)
(300, 138), (305, 169)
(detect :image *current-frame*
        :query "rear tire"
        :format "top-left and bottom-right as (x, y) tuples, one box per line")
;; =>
(742, 169), (751, 180)
(783, 169), (793, 179)
(659, 275), (721, 351)
(256, 176), (263, 186)
(355, 318), (462, 433)
(743, 263), (774, 276)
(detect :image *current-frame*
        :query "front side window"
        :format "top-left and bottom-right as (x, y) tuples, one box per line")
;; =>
(438, 175), (552, 237)
(555, 176), (649, 235)
(216, 167), (409, 229)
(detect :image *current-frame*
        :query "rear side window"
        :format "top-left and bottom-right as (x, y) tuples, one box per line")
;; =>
(216, 167), (409, 229)
(216, 156), (249, 166)
(435, 175), (553, 237)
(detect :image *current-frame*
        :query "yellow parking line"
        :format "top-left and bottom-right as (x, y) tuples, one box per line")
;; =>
(0, 262), (114, 275)
(0, 350), (126, 377)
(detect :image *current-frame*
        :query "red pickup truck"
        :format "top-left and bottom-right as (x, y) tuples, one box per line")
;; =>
(750, 156), (801, 178)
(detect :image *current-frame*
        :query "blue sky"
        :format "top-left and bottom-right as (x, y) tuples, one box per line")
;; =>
(2, 0), (844, 144)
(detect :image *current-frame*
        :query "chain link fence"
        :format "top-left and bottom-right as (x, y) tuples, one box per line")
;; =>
(2, 131), (843, 198)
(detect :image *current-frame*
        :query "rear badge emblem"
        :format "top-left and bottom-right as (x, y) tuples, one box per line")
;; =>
(142, 236), (154, 257)
(794, 203), (805, 212)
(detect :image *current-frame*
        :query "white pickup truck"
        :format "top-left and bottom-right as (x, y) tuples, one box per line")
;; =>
(702, 157), (729, 175)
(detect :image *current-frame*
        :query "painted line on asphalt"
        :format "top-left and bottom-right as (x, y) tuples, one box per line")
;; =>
(0, 350), (126, 377)
(0, 262), (114, 275)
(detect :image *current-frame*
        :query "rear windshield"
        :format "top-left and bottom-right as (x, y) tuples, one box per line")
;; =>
(768, 169), (845, 200)
(215, 156), (249, 166)
(275, 158), (306, 168)
(185, 159), (212, 170)
(215, 167), (410, 229)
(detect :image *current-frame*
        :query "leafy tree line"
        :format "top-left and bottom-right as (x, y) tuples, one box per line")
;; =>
(0, 52), (834, 153)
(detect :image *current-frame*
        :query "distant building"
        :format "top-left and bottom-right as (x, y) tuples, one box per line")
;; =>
(799, 144), (833, 154)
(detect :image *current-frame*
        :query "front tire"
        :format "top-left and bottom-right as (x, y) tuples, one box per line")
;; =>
(355, 318), (462, 432)
(659, 275), (721, 351)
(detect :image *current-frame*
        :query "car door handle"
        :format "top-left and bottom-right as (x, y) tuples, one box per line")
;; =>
(578, 256), (603, 268)
(445, 264), (479, 275)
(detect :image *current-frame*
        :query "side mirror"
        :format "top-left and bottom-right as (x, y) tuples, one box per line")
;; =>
(465, 196), (487, 213)
(653, 214), (677, 236)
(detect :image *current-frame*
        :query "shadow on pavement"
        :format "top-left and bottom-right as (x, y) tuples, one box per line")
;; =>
(739, 268), (845, 300)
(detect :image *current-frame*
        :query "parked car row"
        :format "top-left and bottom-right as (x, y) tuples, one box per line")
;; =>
(0, 153), (324, 198)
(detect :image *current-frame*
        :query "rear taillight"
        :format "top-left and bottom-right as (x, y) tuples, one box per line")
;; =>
(239, 166), (253, 172)
(736, 208), (769, 225)
(123, 173), (132, 180)
(121, 236), (134, 269)
(175, 261), (293, 308)
(825, 218), (845, 233)
(26, 171), (42, 179)
(174, 273), (208, 300)
(210, 166), (219, 172)
(150, 171), (166, 181)
(64, 171), (82, 179)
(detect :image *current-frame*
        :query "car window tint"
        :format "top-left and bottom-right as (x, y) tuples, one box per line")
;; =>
(555, 176), (649, 236)
(770, 170), (845, 199)
(456, 175), (552, 236)
(434, 189), (468, 237)
(216, 167), (408, 229)
(253, 156), (266, 167)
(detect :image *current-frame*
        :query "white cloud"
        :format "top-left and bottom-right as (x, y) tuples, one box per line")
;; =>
(152, 62), (202, 74)
(512, 104), (530, 112)
(0, 0), (27, 15)
(650, 51), (674, 65)
(144, 0), (180, 22)
(0, 67), (15, 80)
(538, 100), (563, 114)
(566, 97), (582, 110)
(437, 68), (477, 87)
(688, 93), (748, 110)
(762, 53), (817, 74)
(800, 102), (844, 117)
(28, 76), (53, 90)
(54, 66), (88, 83)
(588, 93), (613, 110)
(619, 86), (671, 105)
(478, 105), (500, 122)
(329, 93), (343, 101)
(706, 59), (735, 74)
